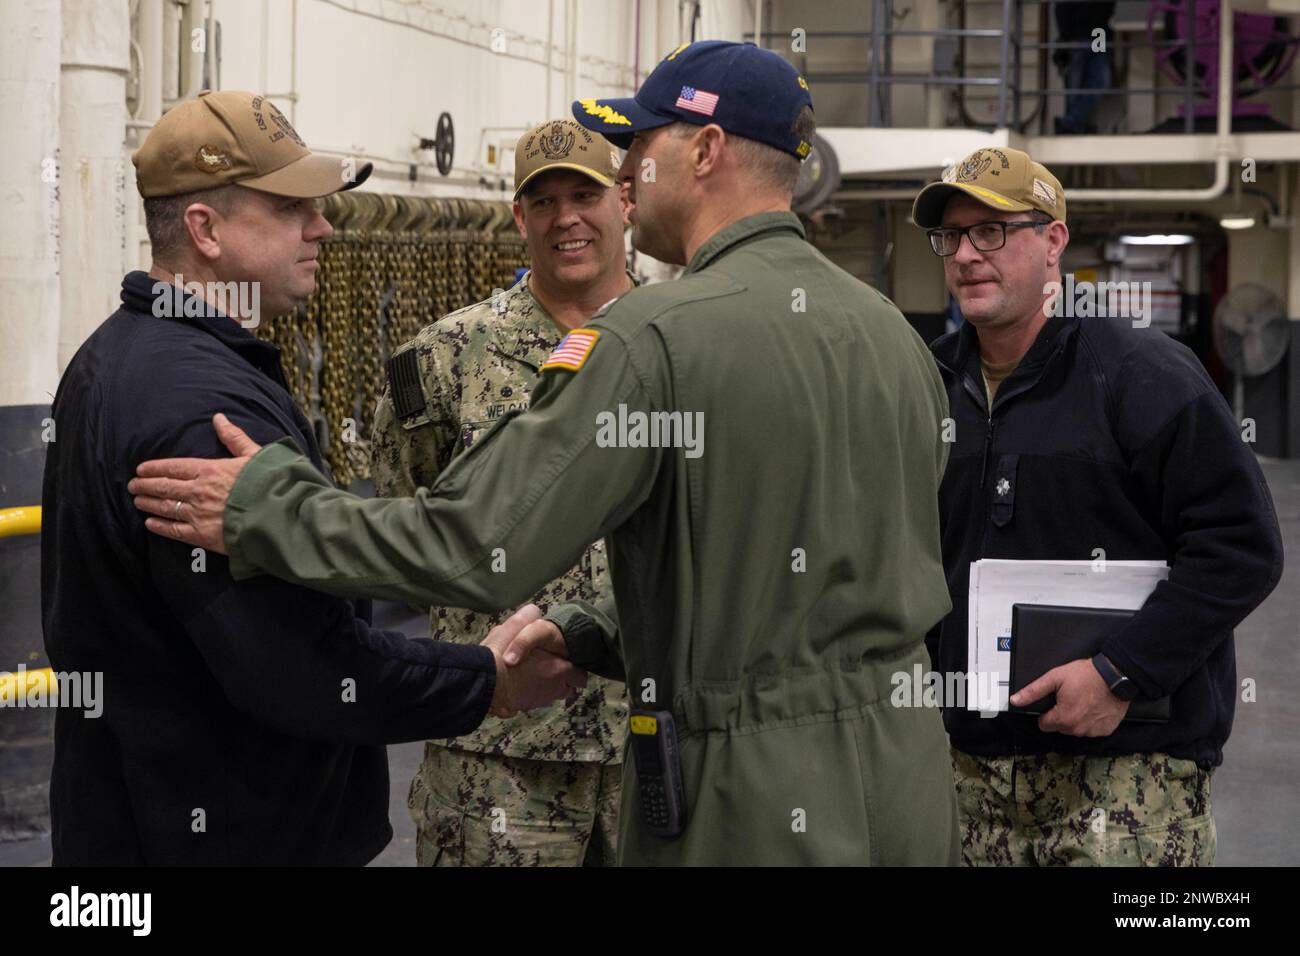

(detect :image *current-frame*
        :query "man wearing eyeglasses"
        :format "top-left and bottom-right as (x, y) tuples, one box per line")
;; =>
(914, 147), (1283, 866)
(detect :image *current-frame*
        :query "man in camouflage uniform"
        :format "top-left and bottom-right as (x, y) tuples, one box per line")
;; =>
(913, 148), (1282, 866)
(951, 752), (1216, 866)
(370, 119), (634, 866)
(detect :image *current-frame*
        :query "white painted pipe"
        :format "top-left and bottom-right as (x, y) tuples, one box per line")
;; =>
(653, 0), (660, 66)
(290, 0), (298, 123)
(260, 0), (269, 93)
(0, 0), (61, 407)
(178, 0), (205, 102)
(206, 0), (218, 92)
(129, 0), (165, 273)
(162, 0), (180, 103)
(138, 0), (163, 120)
(59, 0), (130, 370)
(566, 0), (578, 110)
(1290, 167), (1300, 318)
(545, 0), (554, 121)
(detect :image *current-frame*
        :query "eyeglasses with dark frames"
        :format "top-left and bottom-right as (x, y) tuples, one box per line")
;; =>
(926, 220), (1045, 257)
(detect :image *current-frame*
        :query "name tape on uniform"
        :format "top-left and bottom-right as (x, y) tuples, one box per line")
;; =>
(541, 328), (601, 373)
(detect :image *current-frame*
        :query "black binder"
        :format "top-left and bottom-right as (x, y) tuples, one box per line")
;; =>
(1009, 603), (1171, 723)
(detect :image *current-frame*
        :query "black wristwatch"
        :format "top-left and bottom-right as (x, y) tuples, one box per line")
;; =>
(1092, 653), (1139, 702)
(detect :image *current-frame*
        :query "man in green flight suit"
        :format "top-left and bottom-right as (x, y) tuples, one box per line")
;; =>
(130, 40), (959, 865)
(371, 119), (634, 866)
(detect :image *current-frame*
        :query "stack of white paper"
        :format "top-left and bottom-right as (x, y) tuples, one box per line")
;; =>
(966, 559), (1169, 713)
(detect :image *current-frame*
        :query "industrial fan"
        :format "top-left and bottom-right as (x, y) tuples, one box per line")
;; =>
(1212, 281), (1290, 425)
(1147, 0), (1299, 125)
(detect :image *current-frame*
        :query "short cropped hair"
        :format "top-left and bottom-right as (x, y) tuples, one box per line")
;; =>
(666, 104), (816, 195)
(143, 184), (244, 261)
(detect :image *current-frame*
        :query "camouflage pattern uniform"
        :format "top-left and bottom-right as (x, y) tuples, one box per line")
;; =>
(371, 271), (629, 866)
(952, 749), (1216, 866)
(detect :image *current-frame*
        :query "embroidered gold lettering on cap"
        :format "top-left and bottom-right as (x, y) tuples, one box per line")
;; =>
(253, 99), (305, 147)
(270, 104), (305, 146)
(194, 145), (232, 173)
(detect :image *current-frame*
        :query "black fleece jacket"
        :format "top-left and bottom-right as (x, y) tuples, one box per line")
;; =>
(42, 272), (496, 865)
(928, 310), (1283, 767)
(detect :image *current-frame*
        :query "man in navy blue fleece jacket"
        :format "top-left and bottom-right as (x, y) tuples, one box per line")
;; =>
(913, 148), (1283, 866)
(40, 91), (581, 865)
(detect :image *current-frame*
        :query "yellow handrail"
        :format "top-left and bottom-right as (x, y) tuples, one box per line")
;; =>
(1, 506), (48, 707)
(0, 506), (41, 538)
(0, 667), (57, 706)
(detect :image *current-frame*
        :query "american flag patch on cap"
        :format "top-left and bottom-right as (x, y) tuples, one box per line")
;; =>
(675, 86), (719, 116)
(541, 328), (601, 372)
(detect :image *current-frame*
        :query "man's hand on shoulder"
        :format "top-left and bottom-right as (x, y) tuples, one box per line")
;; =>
(128, 413), (261, 554)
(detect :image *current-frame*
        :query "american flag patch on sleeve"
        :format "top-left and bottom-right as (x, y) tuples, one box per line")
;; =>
(541, 328), (601, 372)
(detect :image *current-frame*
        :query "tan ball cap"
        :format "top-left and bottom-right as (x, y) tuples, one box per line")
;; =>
(514, 119), (620, 200)
(912, 147), (1065, 228)
(132, 90), (373, 198)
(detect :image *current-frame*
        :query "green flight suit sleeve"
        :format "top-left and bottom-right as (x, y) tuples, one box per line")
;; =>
(224, 328), (663, 613)
(368, 385), (441, 616)
(545, 597), (623, 682)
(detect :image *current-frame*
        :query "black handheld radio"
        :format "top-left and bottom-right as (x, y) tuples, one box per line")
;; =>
(629, 709), (686, 837)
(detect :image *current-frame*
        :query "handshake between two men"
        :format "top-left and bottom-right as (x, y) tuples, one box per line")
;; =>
(482, 605), (586, 719)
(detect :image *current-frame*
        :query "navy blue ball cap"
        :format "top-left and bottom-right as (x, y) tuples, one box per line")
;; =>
(572, 40), (814, 159)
